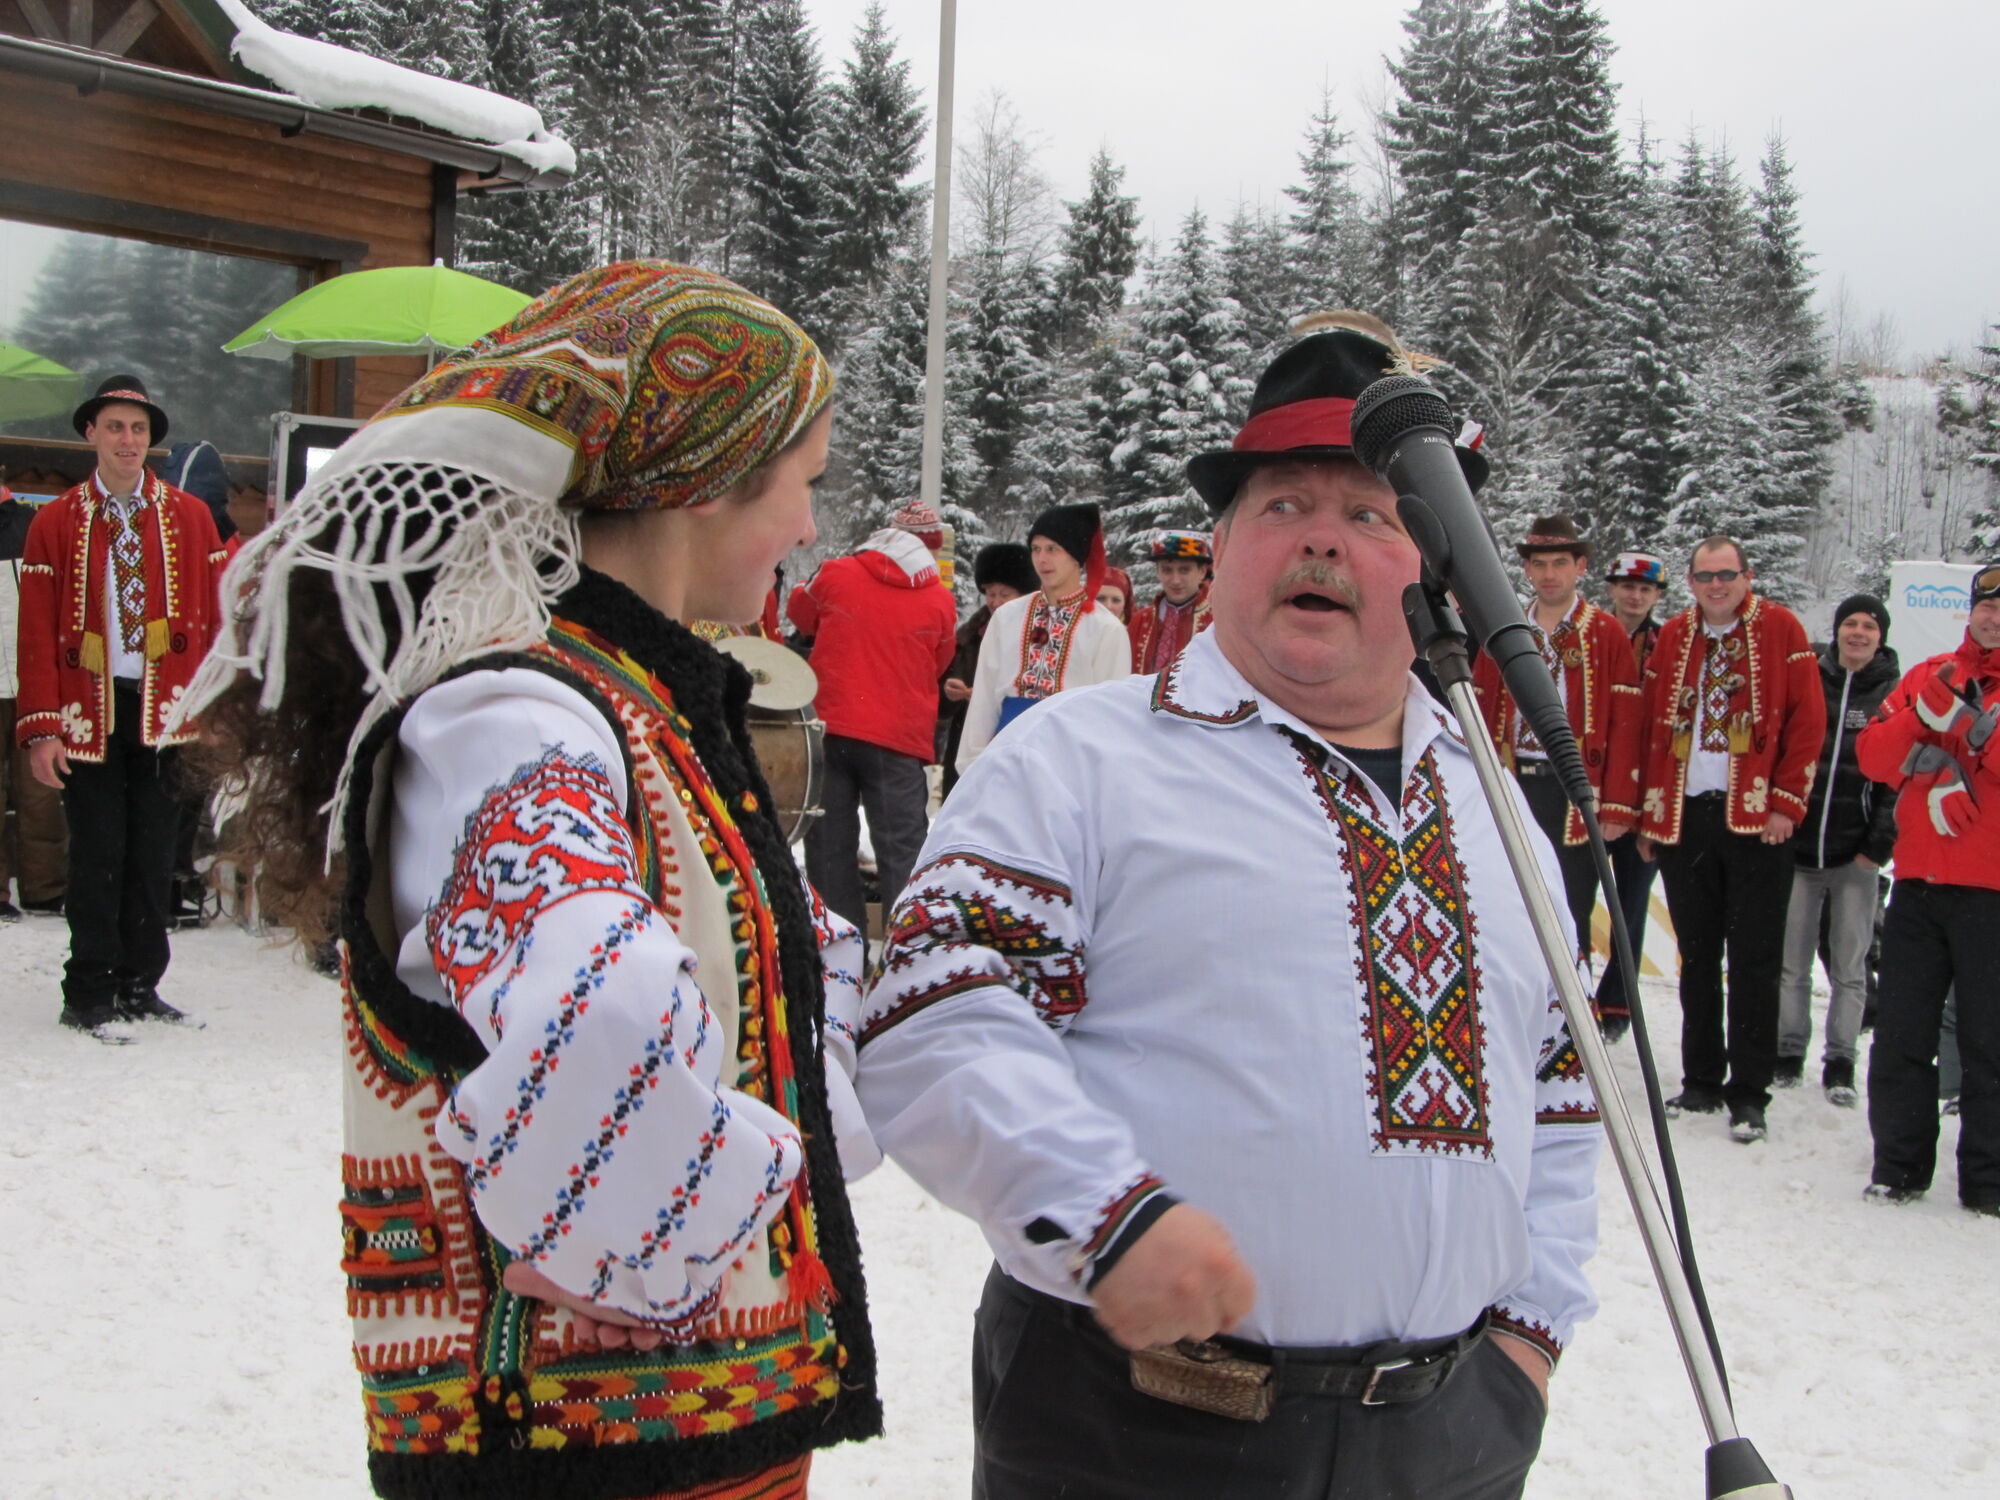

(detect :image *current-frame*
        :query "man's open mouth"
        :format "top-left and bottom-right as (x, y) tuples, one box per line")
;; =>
(1286, 590), (1348, 613)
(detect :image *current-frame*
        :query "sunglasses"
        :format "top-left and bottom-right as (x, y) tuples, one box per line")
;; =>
(1974, 565), (2000, 602)
(1689, 569), (1743, 584)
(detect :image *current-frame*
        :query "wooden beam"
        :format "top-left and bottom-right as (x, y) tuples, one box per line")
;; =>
(65, 0), (93, 48)
(0, 178), (371, 266)
(16, 0), (64, 42)
(95, 0), (159, 57)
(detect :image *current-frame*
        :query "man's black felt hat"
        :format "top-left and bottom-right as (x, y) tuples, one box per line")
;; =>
(1185, 324), (1487, 514)
(73, 374), (170, 445)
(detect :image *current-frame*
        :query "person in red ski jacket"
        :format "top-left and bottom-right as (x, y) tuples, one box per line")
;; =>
(1854, 571), (2000, 1217)
(788, 498), (958, 931)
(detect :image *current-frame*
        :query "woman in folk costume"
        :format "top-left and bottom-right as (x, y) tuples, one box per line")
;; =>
(955, 501), (1129, 772)
(179, 263), (880, 1500)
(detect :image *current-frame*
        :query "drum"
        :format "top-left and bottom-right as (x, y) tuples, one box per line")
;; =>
(716, 635), (826, 844)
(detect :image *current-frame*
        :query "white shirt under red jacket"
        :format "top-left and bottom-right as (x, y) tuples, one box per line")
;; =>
(858, 628), (1601, 1362)
(1472, 595), (1643, 844)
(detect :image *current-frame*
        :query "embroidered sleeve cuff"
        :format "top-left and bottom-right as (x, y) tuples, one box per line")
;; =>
(1488, 1305), (1565, 1367)
(1771, 787), (1811, 819)
(1046, 1174), (1180, 1291)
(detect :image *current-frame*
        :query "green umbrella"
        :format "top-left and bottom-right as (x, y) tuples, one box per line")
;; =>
(0, 341), (83, 422)
(223, 263), (534, 361)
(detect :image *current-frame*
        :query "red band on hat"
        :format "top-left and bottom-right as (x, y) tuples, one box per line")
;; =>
(1232, 397), (1354, 453)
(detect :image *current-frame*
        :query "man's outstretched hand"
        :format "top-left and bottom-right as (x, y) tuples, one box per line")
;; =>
(1090, 1203), (1257, 1351)
(501, 1262), (666, 1351)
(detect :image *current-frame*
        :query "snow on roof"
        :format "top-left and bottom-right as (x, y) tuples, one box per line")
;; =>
(213, 0), (576, 179)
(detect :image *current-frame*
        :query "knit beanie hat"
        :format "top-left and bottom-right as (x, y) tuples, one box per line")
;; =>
(973, 543), (1037, 597)
(179, 260), (834, 850)
(1832, 593), (1890, 643)
(1028, 502), (1105, 610)
(888, 497), (944, 549)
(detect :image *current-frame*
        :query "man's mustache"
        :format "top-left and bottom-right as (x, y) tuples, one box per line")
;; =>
(1269, 562), (1360, 610)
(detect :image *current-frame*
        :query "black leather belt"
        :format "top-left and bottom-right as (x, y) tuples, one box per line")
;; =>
(1218, 1310), (1490, 1405)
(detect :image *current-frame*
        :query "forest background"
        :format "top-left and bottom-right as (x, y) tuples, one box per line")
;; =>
(10, 0), (1999, 613)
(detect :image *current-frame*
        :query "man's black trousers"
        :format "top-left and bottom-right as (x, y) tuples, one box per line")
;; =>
(803, 733), (931, 934)
(971, 1268), (1545, 1500)
(1868, 879), (2000, 1209)
(1517, 767), (1598, 963)
(61, 682), (180, 1014)
(1596, 831), (1658, 1016)
(1656, 793), (1796, 1109)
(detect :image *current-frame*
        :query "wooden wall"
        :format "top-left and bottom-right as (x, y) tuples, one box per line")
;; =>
(1, 64), (439, 419)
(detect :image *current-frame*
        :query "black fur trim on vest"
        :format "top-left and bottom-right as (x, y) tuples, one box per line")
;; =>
(341, 567), (881, 1499)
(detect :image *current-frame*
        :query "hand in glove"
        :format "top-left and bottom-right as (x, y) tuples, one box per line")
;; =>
(1916, 664), (1981, 744)
(1903, 743), (1981, 837)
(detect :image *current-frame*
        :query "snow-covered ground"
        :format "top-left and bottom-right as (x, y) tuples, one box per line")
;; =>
(5, 915), (1993, 1498)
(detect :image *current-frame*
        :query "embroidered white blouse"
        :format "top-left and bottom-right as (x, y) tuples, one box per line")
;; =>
(955, 588), (1130, 773)
(387, 668), (877, 1325)
(861, 628), (1601, 1359)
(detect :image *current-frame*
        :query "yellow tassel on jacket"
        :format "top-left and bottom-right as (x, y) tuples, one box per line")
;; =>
(80, 631), (105, 677)
(145, 618), (170, 660)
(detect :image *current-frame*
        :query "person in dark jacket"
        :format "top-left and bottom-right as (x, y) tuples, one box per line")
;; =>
(939, 543), (1036, 795)
(1776, 594), (1900, 1104)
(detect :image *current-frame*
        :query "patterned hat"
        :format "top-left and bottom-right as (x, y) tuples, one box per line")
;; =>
(1606, 551), (1666, 585)
(888, 497), (944, 545)
(180, 261), (833, 849)
(1150, 530), (1212, 564)
(73, 373), (169, 445)
(1515, 514), (1589, 561)
(1185, 313), (1488, 514)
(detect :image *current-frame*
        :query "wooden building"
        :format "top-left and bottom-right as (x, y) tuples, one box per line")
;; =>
(0, 0), (570, 507)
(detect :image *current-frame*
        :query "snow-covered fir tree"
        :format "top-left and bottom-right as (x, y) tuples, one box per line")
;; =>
(1105, 209), (1254, 548)
(1220, 203), (1294, 368)
(805, 3), (927, 344)
(1050, 149), (1142, 344)
(1959, 330), (2000, 553)
(1284, 89), (1375, 320)
(731, 0), (827, 327)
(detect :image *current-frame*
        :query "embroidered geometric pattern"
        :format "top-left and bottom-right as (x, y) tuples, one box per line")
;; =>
(1698, 631), (1734, 751)
(1534, 997), (1602, 1125)
(1311, 747), (1492, 1157)
(426, 746), (639, 1008)
(101, 495), (149, 651)
(865, 854), (1087, 1041)
(1012, 592), (1085, 699)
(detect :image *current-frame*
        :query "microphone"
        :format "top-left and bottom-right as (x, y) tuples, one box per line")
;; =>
(1349, 374), (1592, 809)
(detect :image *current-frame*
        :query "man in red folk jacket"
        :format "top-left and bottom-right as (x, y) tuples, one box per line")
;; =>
(1854, 568), (2000, 1218)
(1472, 514), (1641, 967)
(18, 376), (226, 1042)
(1636, 536), (1824, 1143)
(788, 498), (958, 932)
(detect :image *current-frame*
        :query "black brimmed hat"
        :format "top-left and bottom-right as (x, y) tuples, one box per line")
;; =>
(1516, 514), (1590, 561)
(73, 374), (169, 445)
(1185, 316), (1487, 514)
(973, 542), (1038, 597)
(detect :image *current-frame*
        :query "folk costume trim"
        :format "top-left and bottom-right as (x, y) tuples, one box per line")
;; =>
(336, 569), (879, 1500)
(1304, 745), (1493, 1159)
(864, 852), (1087, 1042)
(1150, 649), (1257, 725)
(1532, 996), (1601, 1126)
(1011, 588), (1090, 700)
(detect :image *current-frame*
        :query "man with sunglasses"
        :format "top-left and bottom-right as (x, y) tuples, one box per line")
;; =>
(1854, 567), (2000, 1217)
(1635, 537), (1824, 1142)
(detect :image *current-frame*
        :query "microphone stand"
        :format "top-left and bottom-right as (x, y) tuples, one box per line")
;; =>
(1403, 575), (1792, 1500)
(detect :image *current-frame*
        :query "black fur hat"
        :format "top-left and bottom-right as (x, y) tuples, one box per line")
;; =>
(973, 542), (1038, 597)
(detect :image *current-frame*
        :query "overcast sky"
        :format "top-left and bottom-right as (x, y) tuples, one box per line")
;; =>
(811, 0), (1998, 360)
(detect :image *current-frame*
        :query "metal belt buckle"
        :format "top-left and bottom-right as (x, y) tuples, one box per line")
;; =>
(1360, 1356), (1416, 1406)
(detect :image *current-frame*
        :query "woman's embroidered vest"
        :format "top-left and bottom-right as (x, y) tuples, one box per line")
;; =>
(336, 588), (878, 1500)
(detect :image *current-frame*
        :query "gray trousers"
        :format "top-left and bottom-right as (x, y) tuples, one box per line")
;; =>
(1778, 860), (1878, 1064)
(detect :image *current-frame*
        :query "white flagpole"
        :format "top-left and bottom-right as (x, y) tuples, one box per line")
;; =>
(919, 0), (957, 516)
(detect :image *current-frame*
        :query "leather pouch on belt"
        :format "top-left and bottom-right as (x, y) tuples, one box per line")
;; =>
(1129, 1340), (1274, 1422)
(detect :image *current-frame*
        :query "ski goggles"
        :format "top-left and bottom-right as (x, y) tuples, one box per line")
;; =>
(1973, 564), (2000, 603)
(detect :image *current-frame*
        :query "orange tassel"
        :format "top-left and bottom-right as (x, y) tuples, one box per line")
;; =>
(786, 1249), (837, 1311)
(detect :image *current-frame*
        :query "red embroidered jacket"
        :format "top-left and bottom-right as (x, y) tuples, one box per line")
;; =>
(1637, 595), (1825, 843)
(1127, 582), (1212, 674)
(15, 471), (226, 759)
(1472, 599), (1642, 844)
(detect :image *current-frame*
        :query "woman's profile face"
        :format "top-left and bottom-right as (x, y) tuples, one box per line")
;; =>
(681, 410), (831, 625)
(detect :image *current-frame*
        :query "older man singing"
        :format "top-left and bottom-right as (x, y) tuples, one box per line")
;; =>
(857, 316), (1600, 1499)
